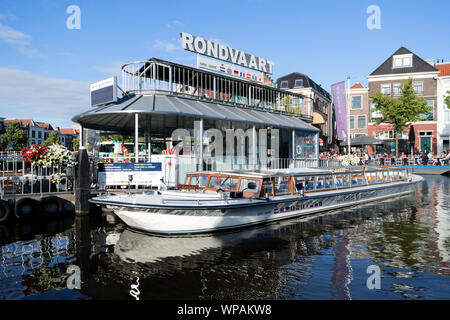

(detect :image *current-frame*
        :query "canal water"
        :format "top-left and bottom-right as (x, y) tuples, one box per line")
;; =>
(0, 176), (448, 300)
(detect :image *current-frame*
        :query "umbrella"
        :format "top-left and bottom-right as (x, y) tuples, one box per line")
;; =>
(408, 125), (415, 147)
(349, 135), (384, 146)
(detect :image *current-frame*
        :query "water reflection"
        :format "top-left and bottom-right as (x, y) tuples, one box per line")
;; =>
(0, 176), (448, 300)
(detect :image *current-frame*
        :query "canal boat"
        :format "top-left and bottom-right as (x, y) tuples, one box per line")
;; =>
(89, 167), (423, 235)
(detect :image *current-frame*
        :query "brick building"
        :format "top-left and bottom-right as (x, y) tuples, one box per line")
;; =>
(366, 47), (440, 155)
(276, 72), (335, 150)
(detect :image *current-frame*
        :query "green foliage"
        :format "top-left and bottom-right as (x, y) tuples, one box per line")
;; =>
(73, 136), (80, 150)
(44, 131), (61, 146)
(1, 122), (29, 151)
(370, 78), (431, 132)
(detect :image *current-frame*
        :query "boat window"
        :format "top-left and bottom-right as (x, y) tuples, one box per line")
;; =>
(275, 176), (290, 194)
(208, 176), (221, 189)
(325, 176), (334, 189)
(262, 179), (274, 195)
(316, 177), (325, 189)
(191, 175), (208, 188)
(294, 177), (305, 193)
(304, 177), (315, 191)
(220, 177), (239, 190)
(239, 179), (261, 194)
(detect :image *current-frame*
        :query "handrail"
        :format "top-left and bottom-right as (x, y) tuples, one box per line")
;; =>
(121, 60), (313, 119)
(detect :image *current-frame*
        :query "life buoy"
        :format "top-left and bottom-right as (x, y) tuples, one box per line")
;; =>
(15, 198), (38, 220)
(122, 146), (130, 163)
(40, 196), (64, 218)
(0, 200), (10, 223)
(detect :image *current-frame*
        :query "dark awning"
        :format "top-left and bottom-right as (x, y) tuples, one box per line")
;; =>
(349, 135), (384, 146)
(72, 94), (319, 132)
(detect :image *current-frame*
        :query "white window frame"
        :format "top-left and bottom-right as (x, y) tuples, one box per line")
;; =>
(413, 81), (423, 95)
(280, 81), (288, 89)
(351, 95), (362, 109)
(381, 84), (391, 95)
(393, 83), (402, 96)
(349, 115), (355, 130)
(370, 102), (382, 119)
(294, 79), (303, 88)
(357, 115), (367, 129)
(392, 53), (413, 69)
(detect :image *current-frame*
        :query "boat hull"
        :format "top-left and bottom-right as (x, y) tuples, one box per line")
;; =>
(102, 176), (422, 235)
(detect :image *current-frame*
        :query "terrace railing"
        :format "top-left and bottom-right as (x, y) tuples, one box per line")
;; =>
(121, 60), (313, 119)
(0, 157), (74, 199)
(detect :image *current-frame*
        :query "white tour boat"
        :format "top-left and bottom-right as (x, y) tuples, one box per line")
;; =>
(89, 167), (423, 235)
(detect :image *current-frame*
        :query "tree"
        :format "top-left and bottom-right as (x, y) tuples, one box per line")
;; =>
(44, 131), (62, 146)
(1, 122), (29, 151)
(370, 78), (431, 157)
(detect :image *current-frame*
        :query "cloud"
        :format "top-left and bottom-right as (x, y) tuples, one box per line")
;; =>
(93, 61), (126, 76)
(0, 67), (90, 127)
(0, 23), (42, 57)
(165, 20), (183, 29)
(153, 39), (180, 52)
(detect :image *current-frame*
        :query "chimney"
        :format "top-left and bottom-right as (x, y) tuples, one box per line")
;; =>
(425, 59), (435, 66)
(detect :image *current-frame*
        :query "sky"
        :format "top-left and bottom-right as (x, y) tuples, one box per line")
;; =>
(0, 0), (449, 128)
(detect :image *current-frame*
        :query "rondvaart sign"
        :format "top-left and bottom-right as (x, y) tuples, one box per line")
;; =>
(180, 32), (275, 75)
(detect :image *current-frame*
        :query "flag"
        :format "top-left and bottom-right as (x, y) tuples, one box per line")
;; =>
(331, 81), (348, 141)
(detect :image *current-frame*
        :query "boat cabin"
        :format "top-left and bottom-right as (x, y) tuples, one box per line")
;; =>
(177, 167), (409, 199)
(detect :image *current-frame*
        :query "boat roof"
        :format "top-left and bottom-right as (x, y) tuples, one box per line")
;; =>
(187, 168), (333, 178)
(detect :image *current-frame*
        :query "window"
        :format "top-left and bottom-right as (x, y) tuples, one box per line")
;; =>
(370, 102), (382, 119)
(358, 115), (366, 129)
(393, 83), (401, 96)
(280, 81), (288, 89)
(393, 54), (413, 68)
(444, 105), (450, 122)
(31, 130), (35, 138)
(381, 84), (391, 95)
(350, 115), (355, 129)
(413, 81), (423, 95)
(294, 79), (303, 87)
(420, 100), (434, 121)
(239, 179), (260, 194)
(351, 95), (362, 109)
(191, 175), (208, 188)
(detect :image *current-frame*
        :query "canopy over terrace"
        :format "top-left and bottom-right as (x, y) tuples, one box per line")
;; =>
(73, 57), (319, 164)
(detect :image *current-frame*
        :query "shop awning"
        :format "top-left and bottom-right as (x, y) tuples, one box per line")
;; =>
(72, 94), (319, 132)
(312, 112), (326, 125)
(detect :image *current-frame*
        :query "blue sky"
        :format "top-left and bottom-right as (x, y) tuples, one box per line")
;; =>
(0, 0), (449, 127)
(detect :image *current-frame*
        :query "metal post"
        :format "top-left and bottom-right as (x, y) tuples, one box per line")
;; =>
(252, 125), (257, 167)
(79, 125), (83, 148)
(134, 113), (139, 190)
(199, 119), (203, 171)
(347, 76), (351, 155)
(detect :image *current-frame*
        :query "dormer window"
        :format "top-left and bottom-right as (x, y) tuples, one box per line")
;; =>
(280, 81), (288, 89)
(393, 54), (413, 68)
(294, 79), (303, 88)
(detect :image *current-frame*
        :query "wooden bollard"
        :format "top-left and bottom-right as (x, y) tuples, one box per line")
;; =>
(75, 147), (91, 215)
